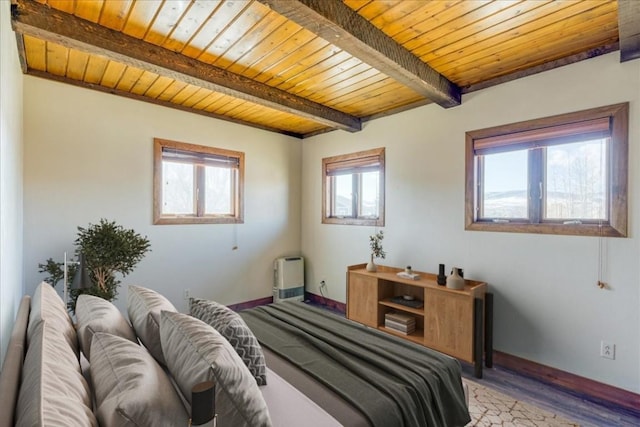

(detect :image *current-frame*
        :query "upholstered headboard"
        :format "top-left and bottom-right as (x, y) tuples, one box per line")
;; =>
(0, 295), (31, 427)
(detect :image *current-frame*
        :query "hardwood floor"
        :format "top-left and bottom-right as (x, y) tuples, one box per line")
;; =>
(461, 363), (640, 427)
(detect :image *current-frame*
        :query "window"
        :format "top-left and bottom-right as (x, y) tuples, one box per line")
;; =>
(153, 138), (244, 225)
(465, 103), (628, 237)
(322, 148), (385, 226)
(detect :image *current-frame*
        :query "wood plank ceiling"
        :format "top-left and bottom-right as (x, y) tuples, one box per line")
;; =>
(9, 0), (639, 138)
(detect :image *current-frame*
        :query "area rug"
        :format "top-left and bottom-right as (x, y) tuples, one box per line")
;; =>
(464, 379), (579, 426)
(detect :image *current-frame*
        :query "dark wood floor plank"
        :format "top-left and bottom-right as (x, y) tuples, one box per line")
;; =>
(461, 364), (640, 427)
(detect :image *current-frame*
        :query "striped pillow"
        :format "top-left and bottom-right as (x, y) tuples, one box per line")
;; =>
(190, 298), (267, 386)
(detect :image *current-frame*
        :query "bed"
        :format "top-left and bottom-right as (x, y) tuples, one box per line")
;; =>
(240, 301), (471, 427)
(1, 285), (469, 427)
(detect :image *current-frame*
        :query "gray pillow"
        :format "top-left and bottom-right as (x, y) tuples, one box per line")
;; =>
(76, 294), (138, 361)
(160, 311), (272, 427)
(16, 321), (96, 426)
(127, 285), (177, 365)
(27, 281), (78, 356)
(90, 332), (189, 427)
(190, 298), (267, 386)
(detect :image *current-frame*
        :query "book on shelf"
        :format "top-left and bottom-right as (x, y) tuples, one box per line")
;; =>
(384, 321), (416, 335)
(384, 318), (415, 330)
(385, 323), (415, 333)
(396, 271), (420, 280)
(384, 320), (416, 334)
(384, 311), (415, 325)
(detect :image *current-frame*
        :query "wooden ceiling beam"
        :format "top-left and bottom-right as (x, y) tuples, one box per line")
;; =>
(10, 0), (361, 132)
(618, 0), (640, 62)
(259, 0), (461, 108)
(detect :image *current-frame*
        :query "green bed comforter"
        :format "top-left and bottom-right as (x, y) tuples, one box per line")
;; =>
(240, 302), (471, 427)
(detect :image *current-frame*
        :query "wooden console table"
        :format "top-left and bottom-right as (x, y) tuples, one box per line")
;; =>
(346, 264), (493, 378)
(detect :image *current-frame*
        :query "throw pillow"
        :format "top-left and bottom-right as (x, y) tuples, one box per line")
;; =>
(27, 281), (78, 357)
(160, 311), (272, 427)
(190, 298), (267, 386)
(127, 285), (177, 365)
(90, 332), (189, 427)
(16, 321), (96, 426)
(76, 294), (138, 361)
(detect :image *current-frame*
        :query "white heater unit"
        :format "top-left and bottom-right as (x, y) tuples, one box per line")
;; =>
(273, 257), (304, 302)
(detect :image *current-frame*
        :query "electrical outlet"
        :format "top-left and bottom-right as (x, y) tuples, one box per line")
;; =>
(600, 341), (615, 360)
(183, 288), (190, 300)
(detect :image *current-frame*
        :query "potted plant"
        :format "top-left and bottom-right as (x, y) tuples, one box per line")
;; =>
(366, 230), (385, 272)
(38, 219), (151, 312)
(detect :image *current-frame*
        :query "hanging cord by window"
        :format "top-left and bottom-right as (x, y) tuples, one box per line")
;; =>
(232, 224), (238, 251)
(597, 221), (606, 289)
(596, 139), (607, 290)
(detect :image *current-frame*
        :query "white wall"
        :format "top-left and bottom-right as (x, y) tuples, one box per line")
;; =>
(302, 52), (640, 393)
(23, 77), (301, 314)
(0, 0), (24, 368)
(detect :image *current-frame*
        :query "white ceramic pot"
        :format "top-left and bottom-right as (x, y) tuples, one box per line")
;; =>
(446, 267), (465, 290)
(366, 254), (377, 272)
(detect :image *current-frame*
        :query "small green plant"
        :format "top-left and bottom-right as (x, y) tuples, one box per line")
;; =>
(38, 258), (73, 288)
(369, 230), (386, 259)
(38, 219), (151, 312)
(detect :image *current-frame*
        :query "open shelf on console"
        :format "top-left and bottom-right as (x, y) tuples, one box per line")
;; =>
(378, 326), (424, 345)
(378, 298), (425, 316)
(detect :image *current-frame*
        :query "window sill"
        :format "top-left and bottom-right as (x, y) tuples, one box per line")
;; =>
(465, 221), (626, 237)
(154, 216), (243, 225)
(322, 217), (384, 227)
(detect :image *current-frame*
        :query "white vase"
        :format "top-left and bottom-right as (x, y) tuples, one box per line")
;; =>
(446, 267), (465, 290)
(366, 254), (377, 272)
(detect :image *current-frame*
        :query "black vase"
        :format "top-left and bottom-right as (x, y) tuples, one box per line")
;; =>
(437, 264), (446, 286)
